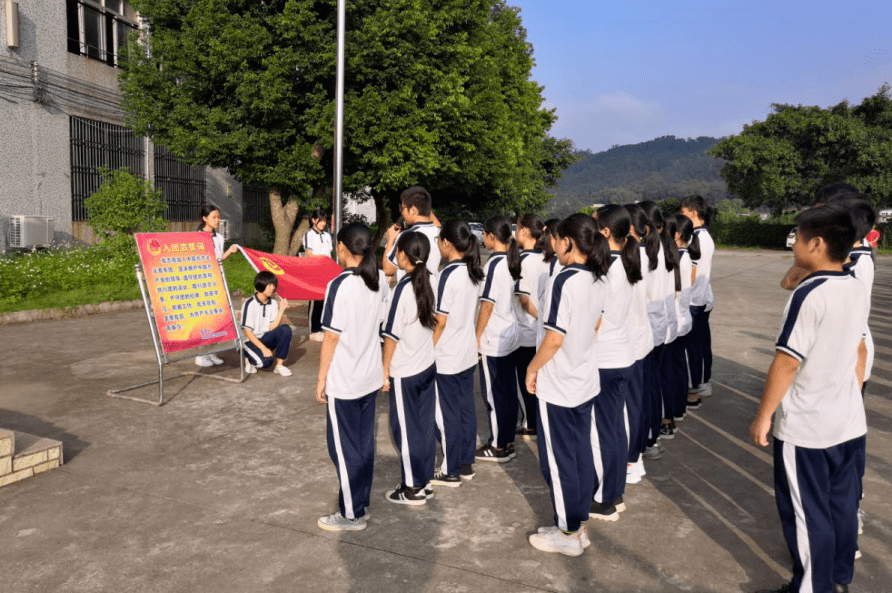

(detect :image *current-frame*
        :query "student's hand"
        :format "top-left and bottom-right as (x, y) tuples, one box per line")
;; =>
(315, 378), (327, 403)
(261, 346), (274, 359)
(382, 374), (391, 392)
(385, 223), (401, 243)
(279, 297), (289, 311)
(525, 369), (537, 394)
(749, 414), (772, 447)
(226, 244), (239, 256)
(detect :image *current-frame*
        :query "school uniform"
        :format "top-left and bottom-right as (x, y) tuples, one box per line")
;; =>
(549, 258), (564, 278)
(687, 226), (715, 389)
(478, 252), (521, 450)
(303, 229), (334, 333)
(659, 249), (680, 423)
(668, 249), (694, 416)
(321, 268), (388, 519)
(626, 242), (654, 463)
(591, 253), (635, 506)
(382, 276), (437, 489)
(535, 264), (604, 532)
(845, 247), (874, 383)
(386, 222), (442, 283)
(433, 260), (479, 476)
(241, 295), (292, 369)
(643, 243), (668, 445)
(772, 270), (868, 593)
(514, 250), (549, 431)
(211, 232), (225, 260)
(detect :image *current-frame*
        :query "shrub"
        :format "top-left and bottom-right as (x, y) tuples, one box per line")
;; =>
(85, 167), (167, 239)
(711, 213), (791, 249)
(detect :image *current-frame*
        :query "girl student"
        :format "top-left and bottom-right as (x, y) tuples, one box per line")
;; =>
(195, 204), (240, 367)
(381, 231), (438, 505)
(513, 214), (554, 440)
(524, 213), (609, 557)
(655, 210), (683, 439)
(315, 223), (387, 532)
(671, 215), (697, 420)
(544, 218), (564, 277)
(588, 205), (642, 521)
(303, 208), (334, 342)
(429, 220), (485, 485)
(622, 204), (654, 484)
(475, 215), (522, 463)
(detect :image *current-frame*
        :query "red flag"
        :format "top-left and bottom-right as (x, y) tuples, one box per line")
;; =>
(237, 247), (343, 301)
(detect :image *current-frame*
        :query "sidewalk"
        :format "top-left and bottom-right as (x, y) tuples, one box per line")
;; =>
(1, 250), (890, 592)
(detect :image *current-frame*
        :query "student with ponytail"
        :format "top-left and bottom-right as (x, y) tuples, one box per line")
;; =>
(381, 232), (438, 505)
(588, 205), (641, 520)
(671, 215), (696, 422)
(315, 223), (389, 532)
(657, 211), (683, 438)
(544, 218), (563, 277)
(429, 220), (485, 486)
(524, 213), (608, 557)
(475, 215), (522, 463)
(513, 214), (553, 439)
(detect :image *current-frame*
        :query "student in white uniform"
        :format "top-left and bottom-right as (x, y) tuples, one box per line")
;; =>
(652, 208), (681, 440)
(524, 213), (609, 557)
(750, 202), (868, 593)
(383, 186), (441, 283)
(680, 195), (716, 399)
(513, 214), (554, 440)
(195, 204), (239, 367)
(430, 220), (485, 486)
(315, 223), (387, 532)
(241, 271), (293, 376)
(381, 232), (438, 505)
(623, 205), (655, 484)
(671, 215), (696, 421)
(475, 215), (522, 463)
(589, 205), (641, 520)
(545, 218), (564, 278)
(303, 208), (334, 342)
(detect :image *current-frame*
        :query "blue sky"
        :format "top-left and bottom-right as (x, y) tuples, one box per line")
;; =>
(513, 0), (892, 153)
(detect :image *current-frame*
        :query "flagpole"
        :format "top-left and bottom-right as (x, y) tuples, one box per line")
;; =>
(333, 0), (346, 262)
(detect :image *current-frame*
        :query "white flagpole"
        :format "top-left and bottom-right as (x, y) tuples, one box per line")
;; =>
(333, 0), (346, 260)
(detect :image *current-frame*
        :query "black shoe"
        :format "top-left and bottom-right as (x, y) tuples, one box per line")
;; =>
(460, 463), (476, 480)
(754, 584), (791, 593)
(475, 445), (510, 463)
(659, 422), (676, 440)
(687, 398), (702, 410)
(515, 426), (537, 440)
(506, 442), (516, 459)
(430, 470), (461, 487)
(385, 484), (427, 506)
(589, 500), (619, 522)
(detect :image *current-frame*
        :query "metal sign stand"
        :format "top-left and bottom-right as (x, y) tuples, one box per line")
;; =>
(107, 261), (247, 406)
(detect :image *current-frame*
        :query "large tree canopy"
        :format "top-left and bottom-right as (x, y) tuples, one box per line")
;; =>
(120, 0), (573, 252)
(708, 85), (892, 213)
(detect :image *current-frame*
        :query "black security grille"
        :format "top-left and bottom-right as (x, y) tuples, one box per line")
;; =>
(243, 184), (269, 223)
(154, 145), (205, 222)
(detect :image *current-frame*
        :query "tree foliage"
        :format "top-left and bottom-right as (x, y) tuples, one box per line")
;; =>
(119, 0), (571, 252)
(709, 85), (892, 213)
(85, 167), (166, 239)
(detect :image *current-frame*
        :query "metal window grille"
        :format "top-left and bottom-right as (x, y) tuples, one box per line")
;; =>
(70, 115), (145, 222)
(242, 184), (269, 223)
(154, 145), (205, 222)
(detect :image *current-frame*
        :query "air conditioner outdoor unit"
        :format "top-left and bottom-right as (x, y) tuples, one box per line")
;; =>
(218, 219), (230, 240)
(7, 215), (54, 248)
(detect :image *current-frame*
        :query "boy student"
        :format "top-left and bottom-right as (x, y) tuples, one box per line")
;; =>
(383, 186), (441, 282)
(680, 195), (715, 402)
(241, 271), (293, 377)
(751, 202), (868, 593)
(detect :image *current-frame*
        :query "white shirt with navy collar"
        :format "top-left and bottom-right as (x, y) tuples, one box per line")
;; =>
(434, 260), (478, 375)
(382, 275), (436, 378)
(513, 249), (548, 348)
(303, 228), (333, 257)
(386, 221), (441, 283)
(592, 252), (634, 369)
(241, 294), (279, 338)
(691, 226), (715, 306)
(676, 249), (693, 336)
(628, 243), (654, 360)
(478, 252), (520, 357)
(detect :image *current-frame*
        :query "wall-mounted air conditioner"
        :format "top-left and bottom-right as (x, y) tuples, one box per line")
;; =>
(218, 219), (230, 240)
(7, 216), (54, 248)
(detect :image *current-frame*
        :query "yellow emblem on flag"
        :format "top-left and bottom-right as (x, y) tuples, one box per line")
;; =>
(259, 257), (285, 275)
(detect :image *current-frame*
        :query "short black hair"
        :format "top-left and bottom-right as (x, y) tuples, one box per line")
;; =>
(254, 271), (279, 292)
(795, 202), (857, 263)
(400, 186), (432, 216)
(811, 181), (859, 206)
(841, 197), (877, 240)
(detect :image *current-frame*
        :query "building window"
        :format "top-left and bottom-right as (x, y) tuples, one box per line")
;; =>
(242, 185), (269, 224)
(66, 0), (138, 67)
(154, 146), (206, 222)
(70, 116), (145, 222)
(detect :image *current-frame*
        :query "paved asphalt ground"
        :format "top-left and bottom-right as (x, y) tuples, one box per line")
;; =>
(1, 250), (890, 593)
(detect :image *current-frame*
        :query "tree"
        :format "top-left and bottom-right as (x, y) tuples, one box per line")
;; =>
(85, 167), (166, 239)
(120, 0), (572, 252)
(709, 85), (892, 213)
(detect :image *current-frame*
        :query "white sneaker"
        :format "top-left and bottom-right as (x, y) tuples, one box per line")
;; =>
(529, 526), (584, 557)
(195, 355), (214, 367)
(317, 512), (367, 532)
(698, 382), (713, 397)
(273, 365), (292, 377)
(244, 358), (257, 374)
(310, 332), (324, 342)
(626, 463), (642, 485)
(208, 353), (225, 366)
(537, 525), (591, 549)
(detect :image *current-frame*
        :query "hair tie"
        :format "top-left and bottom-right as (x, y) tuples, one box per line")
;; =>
(415, 259), (424, 265)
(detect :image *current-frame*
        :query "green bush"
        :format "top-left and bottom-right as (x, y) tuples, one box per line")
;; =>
(85, 167), (167, 238)
(711, 213), (791, 249)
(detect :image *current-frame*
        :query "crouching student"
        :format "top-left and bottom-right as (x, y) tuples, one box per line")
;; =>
(382, 232), (438, 505)
(751, 202), (868, 593)
(241, 271), (293, 376)
(315, 223), (388, 531)
(431, 221), (485, 486)
(525, 214), (609, 557)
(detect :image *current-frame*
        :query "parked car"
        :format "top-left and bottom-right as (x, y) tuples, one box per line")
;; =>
(785, 228), (797, 249)
(469, 222), (484, 242)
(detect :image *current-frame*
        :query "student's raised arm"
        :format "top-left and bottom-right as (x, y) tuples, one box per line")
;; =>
(780, 265), (809, 290)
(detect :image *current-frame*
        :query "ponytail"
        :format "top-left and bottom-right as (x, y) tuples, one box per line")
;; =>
(439, 220), (484, 284)
(542, 218), (562, 263)
(484, 215), (522, 280)
(677, 214), (701, 261)
(517, 214), (553, 261)
(506, 237), (522, 281)
(337, 222), (380, 292)
(463, 234), (485, 284)
(396, 231), (436, 330)
(663, 212), (682, 292)
(597, 204), (641, 285)
(637, 201), (663, 273)
(556, 213), (609, 279)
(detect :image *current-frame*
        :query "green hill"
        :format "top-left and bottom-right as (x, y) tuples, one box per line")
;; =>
(547, 135), (733, 217)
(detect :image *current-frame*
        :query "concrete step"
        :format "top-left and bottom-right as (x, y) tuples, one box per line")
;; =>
(0, 428), (63, 488)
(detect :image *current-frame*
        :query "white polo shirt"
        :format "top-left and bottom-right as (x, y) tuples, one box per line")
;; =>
(386, 221), (441, 282)
(536, 264), (605, 408)
(303, 229), (333, 257)
(240, 294), (278, 338)
(628, 244), (654, 361)
(644, 243), (668, 347)
(846, 246), (875, 380)
(691, 227), (715, 307)
(549, 258), (563, 278)
(662, 248), (678, 344)
(321, 269), (387, 399)
(513, 250), (549, 348)
(479, 253), (520, 357)
(382, 276), (436, 379)
(212, 231), (225, 260)
(434, 261), (478, 375)
(676, 249), (693, 336)
(592, 253), (635, 369)
(773, 270), (869, 449)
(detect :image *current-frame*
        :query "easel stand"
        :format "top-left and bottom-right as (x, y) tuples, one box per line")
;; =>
(107, 263), (247, 406)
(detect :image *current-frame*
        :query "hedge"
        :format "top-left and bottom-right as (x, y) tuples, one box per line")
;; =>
(711, 216), (791, 249)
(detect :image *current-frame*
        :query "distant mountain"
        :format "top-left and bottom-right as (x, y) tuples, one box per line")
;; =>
(547, 136), (733, 217)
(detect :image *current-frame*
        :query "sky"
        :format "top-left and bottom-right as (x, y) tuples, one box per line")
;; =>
(513, 0), (892, 153)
